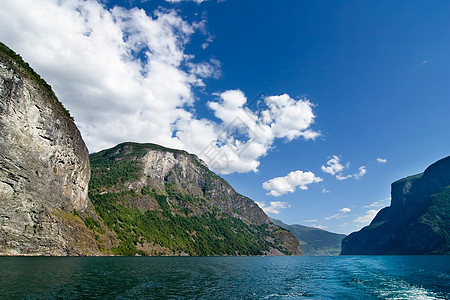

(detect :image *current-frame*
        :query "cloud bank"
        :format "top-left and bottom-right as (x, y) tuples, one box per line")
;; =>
(0, 0), (318, 174)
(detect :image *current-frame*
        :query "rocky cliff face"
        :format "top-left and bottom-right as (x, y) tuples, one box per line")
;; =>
(89, 142), (302, 256)
(0, 42), (114, 255)
(341, 156), (450, 255)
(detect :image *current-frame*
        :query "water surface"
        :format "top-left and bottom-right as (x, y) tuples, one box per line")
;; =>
(1, 256), (449, 299)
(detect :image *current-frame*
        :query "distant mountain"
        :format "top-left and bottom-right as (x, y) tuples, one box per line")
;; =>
(342, 156), (450, 255)
(270, 218), (346, 255)
(89, 142), (302, 256)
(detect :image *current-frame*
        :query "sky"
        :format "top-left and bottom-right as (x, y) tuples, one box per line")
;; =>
(1, 0), (449, 234)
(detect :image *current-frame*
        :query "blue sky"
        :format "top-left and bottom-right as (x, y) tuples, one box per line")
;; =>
(1, 0), (449, 234)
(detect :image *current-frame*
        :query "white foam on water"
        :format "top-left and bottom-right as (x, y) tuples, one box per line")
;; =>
(376, 278), (440, 300)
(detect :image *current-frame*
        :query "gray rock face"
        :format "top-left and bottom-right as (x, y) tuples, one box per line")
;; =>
(0, 43), (108, 255)
(341, 156), (450, 255)
(140, 149), (269, 225)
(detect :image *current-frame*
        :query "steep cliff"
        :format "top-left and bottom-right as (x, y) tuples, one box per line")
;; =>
(341, 156), (450, 255)
(0, 42), (114, 255)
(89, 142), (303, 256)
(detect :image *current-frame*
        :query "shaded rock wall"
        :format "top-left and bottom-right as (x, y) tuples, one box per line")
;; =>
(341, 156), (450, 255)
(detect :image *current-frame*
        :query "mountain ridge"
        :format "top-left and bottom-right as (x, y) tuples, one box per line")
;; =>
(89, 142), (303, 256)
(270, 218), (346, 256)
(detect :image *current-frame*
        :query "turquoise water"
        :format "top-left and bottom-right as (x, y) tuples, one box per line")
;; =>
(0, 256), (449, 299)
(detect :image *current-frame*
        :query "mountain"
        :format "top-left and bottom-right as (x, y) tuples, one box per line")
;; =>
(89, 142), (302, 256)
(0, 42), (301, 256)
(0, 42), (115, 255)
(342, 156), (450, 255)
(271, 218), (346, 255)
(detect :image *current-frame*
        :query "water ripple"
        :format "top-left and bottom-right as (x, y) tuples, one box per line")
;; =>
(0, 256), (448, 299)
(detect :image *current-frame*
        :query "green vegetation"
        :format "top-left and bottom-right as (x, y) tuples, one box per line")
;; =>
(0, 42), (72, 120)
(90, 189), (274, 256)
(88, 143), (289, 256)
(89, 159), (142, 191)
(83, 217), (105, 234)
(420, 185), (450, 253)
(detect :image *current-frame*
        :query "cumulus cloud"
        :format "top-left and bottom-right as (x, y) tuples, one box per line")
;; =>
(262, 170), (323, 197)
(321, 155), (344, 175)
(0, 0), (319, 175)
(183, 91), (319, 174)
(354, 209), (381, 224)
(377, 158), (387, 163)
(0, 0), (201, 151)
(321, 156), (366, 180)
(340, 207), (351, 213)
(255, 201), (290, 214)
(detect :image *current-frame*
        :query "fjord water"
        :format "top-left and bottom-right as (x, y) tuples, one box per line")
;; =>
(1, 256), (449, 299)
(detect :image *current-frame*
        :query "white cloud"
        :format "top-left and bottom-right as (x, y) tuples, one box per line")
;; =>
(166, 0), (207, 3)
(255, 201), (290, 215)
(324, 207), (351, 220)
(377, 158), (387, 163)
(322, 188), (330, 193)
(336, 174), (353, 181)
(312, 225), (328, 230)
(0, 0), (201, 151)
(262, 170), (323, 197)
(364, 199), (387, 208)
(354, 209), (381, 224)
(304, 219), (317, 223)
(353, 166), (367, 179)
(321, 155), (344, 175)
(0, 0), (319, 175)
(187, 59), (221, 80)
(324, 213), (344, 220)
(321, 156), (366, 180)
